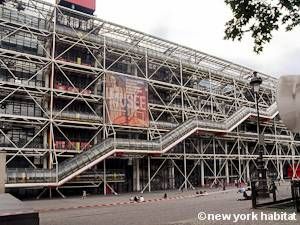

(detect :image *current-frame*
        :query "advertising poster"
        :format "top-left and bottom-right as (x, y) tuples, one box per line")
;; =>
(105, 73), (149, 127)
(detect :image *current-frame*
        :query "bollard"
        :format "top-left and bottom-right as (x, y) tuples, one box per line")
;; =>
(0, 152), (6, 193)
(272, 190), (277, 202)
(251, 181), (257, 209)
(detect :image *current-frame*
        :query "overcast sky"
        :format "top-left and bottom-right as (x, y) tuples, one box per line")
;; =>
(92, 0), (300, 78)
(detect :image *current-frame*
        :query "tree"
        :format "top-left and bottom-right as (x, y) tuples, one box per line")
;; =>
(224, 0), (300, 53)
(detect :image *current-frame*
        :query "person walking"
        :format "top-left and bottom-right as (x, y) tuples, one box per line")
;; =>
(269, 181), (278, 202)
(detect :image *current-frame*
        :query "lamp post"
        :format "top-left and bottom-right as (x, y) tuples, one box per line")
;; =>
(250, 71), (269, 198)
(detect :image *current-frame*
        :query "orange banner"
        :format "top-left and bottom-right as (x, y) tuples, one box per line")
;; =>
(105, 73), (149, 127)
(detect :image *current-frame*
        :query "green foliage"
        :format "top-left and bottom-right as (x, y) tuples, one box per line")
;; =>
(224, 0), (300, 53)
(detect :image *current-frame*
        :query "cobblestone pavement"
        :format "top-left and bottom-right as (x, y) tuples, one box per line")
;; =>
(24, 187), (299, 225)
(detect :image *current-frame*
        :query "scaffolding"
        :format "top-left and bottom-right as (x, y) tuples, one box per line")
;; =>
(0, 0), (299, 195)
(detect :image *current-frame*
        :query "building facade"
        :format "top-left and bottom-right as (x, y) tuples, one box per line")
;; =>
(0, 0), (299, 196)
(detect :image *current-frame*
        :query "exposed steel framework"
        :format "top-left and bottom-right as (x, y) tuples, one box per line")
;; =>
(0, 0), (299, 195)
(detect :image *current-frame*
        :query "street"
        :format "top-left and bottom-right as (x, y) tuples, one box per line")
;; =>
(24, 188), (300, 225)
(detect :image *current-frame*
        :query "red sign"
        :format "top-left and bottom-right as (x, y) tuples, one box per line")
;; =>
(62, 0), (96, 11)
(105, 73), (149, 127)
(288, 165), (300, 178)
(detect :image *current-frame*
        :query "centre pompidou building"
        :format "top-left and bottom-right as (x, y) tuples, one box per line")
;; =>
(0, 0), (299, 196)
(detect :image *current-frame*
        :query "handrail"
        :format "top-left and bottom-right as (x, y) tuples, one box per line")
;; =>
(5, 103), (279, 187)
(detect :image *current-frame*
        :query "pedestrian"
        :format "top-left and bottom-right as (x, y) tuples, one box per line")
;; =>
(213, 180), (218, 188)
(164, 193), (168, 199)
(243, 190), (251, 200)
(82, 190), (87, 199)
(269, 181), (277, 202)
(237, 187), (245, 193)
(134, 196), (139, 202)
(139, 196), (144, 202)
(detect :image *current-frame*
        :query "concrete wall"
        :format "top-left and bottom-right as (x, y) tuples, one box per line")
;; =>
(0, 152), (6, 193)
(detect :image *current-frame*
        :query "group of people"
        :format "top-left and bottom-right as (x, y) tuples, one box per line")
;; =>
(130, 195), (145, 203)
(195, 190), (208, 195)
(237, 187), (252, 200)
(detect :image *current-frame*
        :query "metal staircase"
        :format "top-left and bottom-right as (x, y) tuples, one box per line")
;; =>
(5, 103), (279, 188)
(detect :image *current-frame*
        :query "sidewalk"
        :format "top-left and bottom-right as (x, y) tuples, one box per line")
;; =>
(25, 187), (237, 213)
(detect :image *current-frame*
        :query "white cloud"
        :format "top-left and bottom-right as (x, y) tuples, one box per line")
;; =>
(96, 0), (300, 77)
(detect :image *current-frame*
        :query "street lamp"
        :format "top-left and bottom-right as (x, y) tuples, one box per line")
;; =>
(250, 71), (269, 198)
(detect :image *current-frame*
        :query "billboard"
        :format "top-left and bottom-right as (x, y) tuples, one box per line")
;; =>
(105, 73), (149, 127)
(60, 0), (96, 12)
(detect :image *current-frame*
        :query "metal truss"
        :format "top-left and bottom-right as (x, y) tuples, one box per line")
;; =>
(0, 0), (299, 193)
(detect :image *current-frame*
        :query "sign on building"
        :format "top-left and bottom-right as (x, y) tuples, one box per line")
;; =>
(105, 73), (149, 127)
